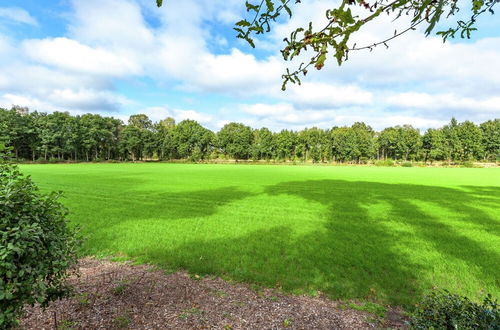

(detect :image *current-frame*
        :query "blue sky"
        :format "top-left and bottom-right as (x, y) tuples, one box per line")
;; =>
(0, 0), (499, 131)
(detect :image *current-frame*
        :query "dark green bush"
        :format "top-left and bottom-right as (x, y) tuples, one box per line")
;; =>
(0, 145), (80, 328)
(411, 290), (499, 329)
(402, 162), (413, 167)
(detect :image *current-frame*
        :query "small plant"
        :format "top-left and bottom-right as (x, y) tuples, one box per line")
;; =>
(77, 293), (90, 307)
(402, 161), (413, 167)
(283, 318), (291, 327)
(57, 319), (76, 330)
(179, 307), (203, 320)
(113, 314), (131, 328)
(112, 282), (129, 295)
(411, 290), (499, 329)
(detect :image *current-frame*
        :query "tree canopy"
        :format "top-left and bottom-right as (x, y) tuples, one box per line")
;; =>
(1, 107), (498, 163)
(158, 0), (497, 89)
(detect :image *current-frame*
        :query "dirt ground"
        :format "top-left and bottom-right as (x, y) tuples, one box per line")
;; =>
(20, 258), (408, 329)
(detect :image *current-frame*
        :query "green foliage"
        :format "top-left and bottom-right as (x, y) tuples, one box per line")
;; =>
(0, 147), (79, 328)
(21, 163), (500, 306)
(411, 290), (499, 329)
(374, 159), (395, 167)
(480, 119), (500, 161)
(1, 107), (498, 164)
(217, 123), (253, 160)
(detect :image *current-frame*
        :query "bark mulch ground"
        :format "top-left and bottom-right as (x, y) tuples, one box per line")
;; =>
(20, 258), (408, 329)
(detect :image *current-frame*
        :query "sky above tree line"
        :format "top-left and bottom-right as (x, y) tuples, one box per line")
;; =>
(0, 0), (499, 131)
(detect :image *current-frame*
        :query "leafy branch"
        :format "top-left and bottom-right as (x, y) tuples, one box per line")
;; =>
(155, 0), (497, 90)
(236, 0), (497, 90)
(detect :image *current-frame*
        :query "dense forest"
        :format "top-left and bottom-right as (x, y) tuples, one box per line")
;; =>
(1, 106), (498, 163)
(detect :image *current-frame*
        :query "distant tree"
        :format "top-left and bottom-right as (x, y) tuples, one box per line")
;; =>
(351, 122), (376, 162)
(158, 117), (176, 130)
(128, 114), (153, 130)
(156, 117), (176, 160)
(480, 119), (500, 161)
(331, 126), (361, 162)
(443, 118), (462, 161)
(378, 127), (399, 160)
(456, 121), (483, 161)
(273, 129), (298, 161)
(298, 127), (327, 162)
(217, 122), (253, 160)
(251, 127), (274, 160)
(422, 128), (448, 162)
(396, 125), (422, 161)
(378, 125), (421, 161)
(173, 120), (213, 160)
(120, 126), (144, 160)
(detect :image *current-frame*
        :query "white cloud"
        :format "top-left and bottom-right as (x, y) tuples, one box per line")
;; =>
(68, 0), (154, 50)
(0, 0), (498, 131)
(277, 82), (373, 109)
(24, 38), (142, 76)
(240, 102), (449, 131)
(140, 106), (215, 127)
(0, 7), (38, 26)
(0, 88), (130, 113)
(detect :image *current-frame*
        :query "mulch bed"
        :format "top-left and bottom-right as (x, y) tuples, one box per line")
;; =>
(20, 258), (408, 329)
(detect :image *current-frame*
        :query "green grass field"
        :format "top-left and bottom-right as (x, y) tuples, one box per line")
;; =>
(20, 163), (500, 306)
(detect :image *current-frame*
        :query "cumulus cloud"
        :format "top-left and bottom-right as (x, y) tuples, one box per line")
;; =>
(0, 7), (38, 26)
(276, 83), (373, 109)
(240, 102), (449, 131)
(0, 0), (498, 130)
(139, 106), (215, 127)
(24, 38), (142, 76)
(0, 88), (129, 113)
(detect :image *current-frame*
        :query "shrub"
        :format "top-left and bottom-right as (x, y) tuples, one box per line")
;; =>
(411, 289), (499, 329)
(374, 159), (395, 167)
(0, 145), (80, 328)
(402, 162), (413, 167)
(358, 157), (369, 165)
(460, 161), (475, 168)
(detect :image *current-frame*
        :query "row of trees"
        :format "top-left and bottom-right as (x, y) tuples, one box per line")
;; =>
(1, 106), (498, 163)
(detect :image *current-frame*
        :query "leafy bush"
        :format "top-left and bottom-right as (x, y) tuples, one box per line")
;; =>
(374, 159), (395, 167)
(402, 162), (413, 167)
(0, 145), (80, 328)
(460, 161), (476, 168)
(411, 290), (499, 329)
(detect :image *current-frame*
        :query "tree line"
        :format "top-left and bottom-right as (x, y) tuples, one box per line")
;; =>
(1, 106), (498, 163)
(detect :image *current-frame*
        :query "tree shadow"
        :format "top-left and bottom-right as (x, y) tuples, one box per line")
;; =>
(80, 186), (256, 253)
(139, 180), (499, 306)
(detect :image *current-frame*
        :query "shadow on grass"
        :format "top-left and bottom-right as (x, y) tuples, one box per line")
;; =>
(84, 179), (500, 306)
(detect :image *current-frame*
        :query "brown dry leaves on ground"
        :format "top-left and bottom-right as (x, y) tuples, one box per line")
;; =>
(20, 258), (407, 329)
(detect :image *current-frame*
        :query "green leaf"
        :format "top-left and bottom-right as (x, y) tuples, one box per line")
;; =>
(266, 0), (275, 12)
(235, 20), (251, 27)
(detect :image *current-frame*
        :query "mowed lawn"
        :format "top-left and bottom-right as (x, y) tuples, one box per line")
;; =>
(21, 163), (500, 306)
